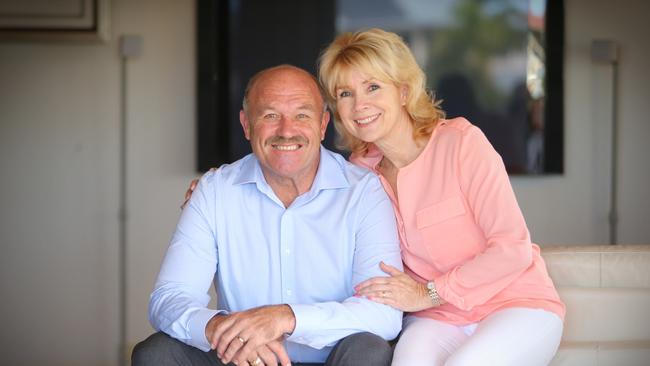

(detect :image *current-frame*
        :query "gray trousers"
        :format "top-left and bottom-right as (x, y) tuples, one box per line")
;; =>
(132, 331), (392, 366)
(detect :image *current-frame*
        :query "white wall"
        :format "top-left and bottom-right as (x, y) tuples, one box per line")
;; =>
(0, 32), (122, 366)
(0, 0), (195, 364)
(0, 0), (648, 364)
(512, 0), (650, 245)
(112, 0), (197, 357)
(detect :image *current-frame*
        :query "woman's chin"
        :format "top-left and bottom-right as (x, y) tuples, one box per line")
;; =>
(353, 130), (379, 144)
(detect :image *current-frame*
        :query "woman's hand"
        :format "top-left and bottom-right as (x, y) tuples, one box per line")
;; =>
(181, 178), (199, 209)
(181, 168), (218, 209)
(355, 262), (438, 312)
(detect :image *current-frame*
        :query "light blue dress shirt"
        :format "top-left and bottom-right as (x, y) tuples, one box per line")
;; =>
(149, 147), (403, 363)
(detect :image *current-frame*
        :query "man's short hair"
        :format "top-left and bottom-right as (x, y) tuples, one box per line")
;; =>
(241, 65), (328, 115)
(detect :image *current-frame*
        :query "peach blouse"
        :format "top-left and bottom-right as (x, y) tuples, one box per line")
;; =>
(351, 117), (565, 324)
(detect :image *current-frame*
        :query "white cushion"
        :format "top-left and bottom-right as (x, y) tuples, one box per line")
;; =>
(542, 245), (650, 288)
(540, 245), (650, 366)
(551, 345), (650, 366)
(558, 287), (650, 342)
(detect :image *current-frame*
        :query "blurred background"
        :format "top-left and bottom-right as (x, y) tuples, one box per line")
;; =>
(0, 0), (648, 364)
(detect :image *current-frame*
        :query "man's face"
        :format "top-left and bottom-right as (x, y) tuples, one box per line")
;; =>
(240, 68), (330, 186)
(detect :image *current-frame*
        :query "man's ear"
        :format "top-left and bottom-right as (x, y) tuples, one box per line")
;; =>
(320, 110), (331, 141)
(239, 110), (251, 140)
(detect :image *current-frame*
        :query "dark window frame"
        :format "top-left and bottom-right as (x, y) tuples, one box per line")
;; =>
(197, 0), (564, 174)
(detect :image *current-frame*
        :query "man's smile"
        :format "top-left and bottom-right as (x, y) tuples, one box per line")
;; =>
(272, 144), (301, 151)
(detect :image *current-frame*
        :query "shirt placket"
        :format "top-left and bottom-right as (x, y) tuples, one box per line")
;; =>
(280, 209), (296, 302)
(377, 171), (408, 249)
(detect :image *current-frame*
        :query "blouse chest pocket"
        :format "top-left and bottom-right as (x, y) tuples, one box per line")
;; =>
(415, 195), (476, 270)
(416, 195), (466, 229)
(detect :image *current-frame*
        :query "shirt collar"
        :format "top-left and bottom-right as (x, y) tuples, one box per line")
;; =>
(311, 146), (350, 192)
(351, 118), (450, 173)
(232, 146), (350, 203)
(232, 153), (260, 185)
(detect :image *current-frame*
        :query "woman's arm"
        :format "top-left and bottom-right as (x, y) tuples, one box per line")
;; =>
(433, 125), (533, 311)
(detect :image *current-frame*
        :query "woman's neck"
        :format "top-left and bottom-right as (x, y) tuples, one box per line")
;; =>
(374, 117), (427, 169)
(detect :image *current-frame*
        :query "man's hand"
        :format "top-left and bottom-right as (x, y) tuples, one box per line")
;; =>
(205, 305), (296, 365)
(242, 340), (290, 366)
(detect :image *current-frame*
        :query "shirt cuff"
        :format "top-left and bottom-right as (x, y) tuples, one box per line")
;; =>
(187, 308), (222, 351)
(435, 275), (468, 311)
(285, 303), (319, 346)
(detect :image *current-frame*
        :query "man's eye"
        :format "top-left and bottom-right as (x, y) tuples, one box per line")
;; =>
(296, 113), (310, 119)
(338, 90), (351, 98)
(369, 84), (380, 92)
(264, 113), (278, 119)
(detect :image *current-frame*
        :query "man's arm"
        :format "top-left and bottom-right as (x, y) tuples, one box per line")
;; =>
(149, 172), (221, 352)
(286, 176), (403, 349)
(154, 171), (291, 364)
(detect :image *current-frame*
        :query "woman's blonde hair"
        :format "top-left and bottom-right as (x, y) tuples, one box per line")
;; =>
(318, 28), (445, 154)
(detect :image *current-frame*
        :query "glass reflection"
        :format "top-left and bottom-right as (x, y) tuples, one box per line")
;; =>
(337, 0), (552, 174)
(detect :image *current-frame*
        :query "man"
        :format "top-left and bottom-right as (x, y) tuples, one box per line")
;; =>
(132, 65), (402, 366)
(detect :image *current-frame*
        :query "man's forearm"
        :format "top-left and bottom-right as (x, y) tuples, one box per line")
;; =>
(149, 284), (222, 352)
(287, 297), (402, 349)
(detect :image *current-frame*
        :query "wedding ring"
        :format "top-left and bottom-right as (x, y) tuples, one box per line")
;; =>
(250, 357), (262, 366)
(236, 336), (246, 344)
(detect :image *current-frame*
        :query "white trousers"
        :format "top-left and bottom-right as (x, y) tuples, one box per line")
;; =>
(392, 307), (563, 366)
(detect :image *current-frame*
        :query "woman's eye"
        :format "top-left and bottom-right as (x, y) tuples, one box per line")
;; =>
(369, 84), (380, 92)
(338, 90), (351, 98)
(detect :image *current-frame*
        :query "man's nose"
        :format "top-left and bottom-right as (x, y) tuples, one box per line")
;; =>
(276, 116), (296, 137)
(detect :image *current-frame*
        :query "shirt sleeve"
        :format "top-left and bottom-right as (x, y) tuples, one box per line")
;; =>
(286, 177), (403, 349)
(435, 125), (534, 311)
(148, 171), (223, 352)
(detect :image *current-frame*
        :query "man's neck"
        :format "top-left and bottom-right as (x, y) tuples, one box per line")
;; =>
(263, 162), (319, 208)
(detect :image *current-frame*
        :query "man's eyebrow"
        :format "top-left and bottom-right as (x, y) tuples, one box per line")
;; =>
(296, 103), (317, 111)
(258, 107), (277, 114)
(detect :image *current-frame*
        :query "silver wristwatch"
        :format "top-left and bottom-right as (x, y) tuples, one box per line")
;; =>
(426, 281), (442, 306)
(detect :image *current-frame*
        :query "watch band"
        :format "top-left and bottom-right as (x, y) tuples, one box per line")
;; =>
(426, 281), (442, 306)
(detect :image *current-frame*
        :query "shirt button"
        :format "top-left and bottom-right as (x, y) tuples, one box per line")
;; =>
(286, 289), (292, 295)
(285, 249), (291, 255)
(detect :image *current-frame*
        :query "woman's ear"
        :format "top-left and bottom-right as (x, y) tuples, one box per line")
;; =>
(400, 85), (408, 106)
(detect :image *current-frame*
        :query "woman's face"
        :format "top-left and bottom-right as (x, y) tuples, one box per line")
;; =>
(335, 68), (409, 145)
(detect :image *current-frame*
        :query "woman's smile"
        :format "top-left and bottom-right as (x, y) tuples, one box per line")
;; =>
(354, 113), (381, 126)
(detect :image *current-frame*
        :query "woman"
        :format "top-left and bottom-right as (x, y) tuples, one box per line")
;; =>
(184, 28), (565, 366)
(316, 28), (564, 366)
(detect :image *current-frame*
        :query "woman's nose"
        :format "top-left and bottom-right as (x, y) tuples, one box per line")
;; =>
(353, 94), (369, 112)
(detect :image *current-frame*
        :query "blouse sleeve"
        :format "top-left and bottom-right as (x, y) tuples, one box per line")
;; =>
(434, 125), (533, 311)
